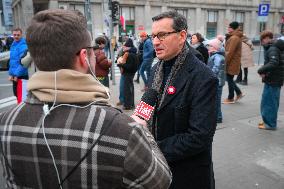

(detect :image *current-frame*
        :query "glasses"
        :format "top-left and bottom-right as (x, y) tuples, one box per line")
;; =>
(13, 34), (21, 37)
(151, 31), (179, 41)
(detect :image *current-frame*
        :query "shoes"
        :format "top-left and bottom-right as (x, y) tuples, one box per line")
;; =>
(235, 93), (245, 102)
(222, 98), (235, 104)
(239, 80), (248, 85)
(258, 122), (277, 130)
(116, 101), (123, 106)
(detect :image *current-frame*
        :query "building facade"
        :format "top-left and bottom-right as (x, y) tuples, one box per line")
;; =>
(12, 0), (284, 39)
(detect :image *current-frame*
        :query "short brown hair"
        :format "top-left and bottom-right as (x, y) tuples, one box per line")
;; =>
(26, 9), (91, 71)
(192, 33), (204, 43)
(260, 30), (273, 41)
(95, 37), (106, 45)
(12, 28), (22, 33)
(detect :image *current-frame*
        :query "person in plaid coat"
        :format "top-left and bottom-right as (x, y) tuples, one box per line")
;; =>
(0, 9), (171, 189)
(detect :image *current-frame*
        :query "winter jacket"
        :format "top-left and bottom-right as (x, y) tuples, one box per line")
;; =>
(258, 39), (284, 86)
(94, 49), (112, 77)
(225, 30), (243, 75)
(9, 38), (28, 77)
(0, 69), (172, 188)
(241, 37), (254, 68)
(152, 52), (217, 189)
(196, 43), (209, 64)
(207, 51), (226, 87)
(142, 38), (154, 65)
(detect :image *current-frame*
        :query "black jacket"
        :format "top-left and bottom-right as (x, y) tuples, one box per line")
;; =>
(120, 52), (138, 75)
(151, 52), (218, 189)
(196, 43), (209, 64)
(258, 39), (284, 86)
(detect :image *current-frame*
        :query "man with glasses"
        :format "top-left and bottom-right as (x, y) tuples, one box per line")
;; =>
(0, 9), (171, 188)
(8, 28), (28, 99)
(144, 11), (217, 188)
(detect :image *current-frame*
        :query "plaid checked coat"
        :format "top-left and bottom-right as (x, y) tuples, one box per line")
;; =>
(0, 94), (171, 189)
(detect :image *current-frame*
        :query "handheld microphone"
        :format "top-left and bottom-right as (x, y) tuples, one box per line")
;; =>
(133, 89), (158, 121)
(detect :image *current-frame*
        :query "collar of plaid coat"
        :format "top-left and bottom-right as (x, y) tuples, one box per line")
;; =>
(27, 69), (110, 104)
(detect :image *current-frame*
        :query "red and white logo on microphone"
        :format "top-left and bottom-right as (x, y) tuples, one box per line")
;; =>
(134, 101), (154, 121)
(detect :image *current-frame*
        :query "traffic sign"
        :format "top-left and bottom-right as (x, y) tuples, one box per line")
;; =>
(258, 4), (270, 16)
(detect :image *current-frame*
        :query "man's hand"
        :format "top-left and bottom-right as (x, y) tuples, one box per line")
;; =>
(13, 77), (18, 82)
(8, 76), (13, 81)
(131, 115), (147, 127)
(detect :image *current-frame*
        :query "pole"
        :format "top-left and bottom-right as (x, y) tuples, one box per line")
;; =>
(85, 0), (93, 38)
(257, 22), (263, 65)
(109, 0), (116, 85)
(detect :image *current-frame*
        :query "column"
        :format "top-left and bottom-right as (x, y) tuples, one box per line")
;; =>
(243, 11), (250, 36)
(250, 10), (258, 37)
(217, 10), (225, 35)
(144, 1), (151, 34)
(22, 0), (34, 32)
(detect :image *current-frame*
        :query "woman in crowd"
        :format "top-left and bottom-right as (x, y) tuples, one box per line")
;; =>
(191, 32), (209, 64)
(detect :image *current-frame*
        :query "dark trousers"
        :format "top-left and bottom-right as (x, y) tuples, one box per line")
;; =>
(236, 67), (248, 81)
(226, 74), (241, 100)
(12, 75), (29, 97)
(123, 74), (135, 108)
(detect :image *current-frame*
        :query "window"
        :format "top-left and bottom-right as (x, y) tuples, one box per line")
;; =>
(174, 9), (188, 19)
(121, 7), (135, 20)
(208, 11), (218, 23)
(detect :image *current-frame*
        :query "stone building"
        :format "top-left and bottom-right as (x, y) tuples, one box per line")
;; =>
(11, 0), (284, 39)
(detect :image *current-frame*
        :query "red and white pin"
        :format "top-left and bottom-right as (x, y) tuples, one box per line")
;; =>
(167, 86), (176, 95)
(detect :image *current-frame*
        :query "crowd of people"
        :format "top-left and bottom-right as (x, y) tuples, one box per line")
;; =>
(0, 8), (283, 189)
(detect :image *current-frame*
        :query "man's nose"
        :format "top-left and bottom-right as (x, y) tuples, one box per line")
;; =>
(152, 37), (160, 46)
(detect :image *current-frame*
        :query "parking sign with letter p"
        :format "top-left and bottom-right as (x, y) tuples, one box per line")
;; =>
(258, 4), (270, 16)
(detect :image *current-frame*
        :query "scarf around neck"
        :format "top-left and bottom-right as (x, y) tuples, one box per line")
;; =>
(27, 69), (110, 105)
(152, 44), (189, 110)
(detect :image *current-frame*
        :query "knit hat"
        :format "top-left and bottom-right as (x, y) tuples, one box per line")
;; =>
(229, 21), (239, 30)
(208, 38), (222, 52)
(139, 31), (147, 37)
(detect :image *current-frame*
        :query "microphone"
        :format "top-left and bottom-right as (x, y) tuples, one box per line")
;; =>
(133, 89), (158, 121)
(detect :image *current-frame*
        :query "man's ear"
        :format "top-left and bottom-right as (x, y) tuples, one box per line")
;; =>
(74, 49), (88, 72)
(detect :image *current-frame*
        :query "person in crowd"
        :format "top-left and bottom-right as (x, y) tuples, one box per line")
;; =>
(116, 38), (137, 107)
(117, 39), (138, 110)
(190, 32), (209, 64)
(8, 28), (28, 99)
(5, 35), (14, 51)
(94, 36), (112, 87)
(216, 34), (225, 52)
(134, 34), (145, 83)
(139, 31), (154, 91)
(102, 32), (110, 58)
(223, 21), (244, 104)
(258, 30), (284, 130)
(207, 38), (226, 123)
(133, 11), (218, 189)
(235, 35), (254, 85)
(0, 9), (172, 188)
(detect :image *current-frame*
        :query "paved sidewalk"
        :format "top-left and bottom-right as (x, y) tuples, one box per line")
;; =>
(109, 65), (284, 189)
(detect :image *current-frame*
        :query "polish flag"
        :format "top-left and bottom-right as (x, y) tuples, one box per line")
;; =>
(17, 79), (28, 104)
(120, 13), (126, 31)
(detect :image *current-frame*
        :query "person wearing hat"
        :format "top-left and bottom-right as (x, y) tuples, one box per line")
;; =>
(223, 21), (244, 104)
(139, 31), (154, 91)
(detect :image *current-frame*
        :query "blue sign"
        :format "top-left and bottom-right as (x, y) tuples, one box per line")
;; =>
(258, 4), (270, 16)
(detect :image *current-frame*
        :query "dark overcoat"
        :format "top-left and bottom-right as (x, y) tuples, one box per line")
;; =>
(151, 52), (218, 189)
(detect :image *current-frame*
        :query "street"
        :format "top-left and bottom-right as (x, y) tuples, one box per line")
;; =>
(0, 48), (283, 189)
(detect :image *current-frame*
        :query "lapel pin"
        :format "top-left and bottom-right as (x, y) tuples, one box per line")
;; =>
(167, 86), (176, 95)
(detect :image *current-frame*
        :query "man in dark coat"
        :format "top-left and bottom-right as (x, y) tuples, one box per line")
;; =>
(133, 11), (218, 189)
(258, 30), (284, 130)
